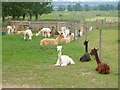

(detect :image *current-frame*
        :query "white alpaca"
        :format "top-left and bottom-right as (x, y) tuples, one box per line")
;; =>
(64, 28), (70, 38)
(80, 26), (84, 37)
(55, 46), (75, 66)
(24, 27), (33, 40)
(75, 30), (78, 39)
(36, 28), (51, 37)
(7, 25), (14, 35)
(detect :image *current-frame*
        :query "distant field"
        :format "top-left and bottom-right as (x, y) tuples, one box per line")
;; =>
(39, 11), (118, 20)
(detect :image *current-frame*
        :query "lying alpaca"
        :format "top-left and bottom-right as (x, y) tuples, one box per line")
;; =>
(90, 48), (110, 74)
(16, 30), (25, 34)
(60, 37), (71, 43)
(80, 40), (91, 62)
(55, 46), (75, 66)
(24, 27), (33, 41)
(40, 34), (64, 45)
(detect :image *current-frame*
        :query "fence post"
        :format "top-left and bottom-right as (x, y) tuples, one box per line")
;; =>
(99, 28), (102, 60)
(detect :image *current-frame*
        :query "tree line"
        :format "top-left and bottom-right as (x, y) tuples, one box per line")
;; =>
(57, 3), (118, 11)
(2, 2), (53, 22)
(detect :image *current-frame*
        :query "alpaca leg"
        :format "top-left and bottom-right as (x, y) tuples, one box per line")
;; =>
(29, 36), (32, 40)
(61, 64), (67, 66)
(55, 59), (60, 66)
(24, 35), (26, 40)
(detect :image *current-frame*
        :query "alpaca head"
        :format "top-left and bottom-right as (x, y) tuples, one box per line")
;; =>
(57, 46), (62, 52)
(90, 48), (98, 55)
(84, 40), (89, 45)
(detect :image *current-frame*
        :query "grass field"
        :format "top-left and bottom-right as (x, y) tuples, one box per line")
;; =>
(2, 25), (118, 88)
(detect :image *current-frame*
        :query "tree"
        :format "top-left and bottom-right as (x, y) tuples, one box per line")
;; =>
(84, 5), (90, 11)
(57, 5), (66, 11)
(2, 2), (53, 21)
(67, 5), (73, 11)
(73, 3), (82, 11)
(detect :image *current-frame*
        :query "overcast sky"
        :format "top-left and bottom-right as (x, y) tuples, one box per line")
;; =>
(53, 0), (119, 2)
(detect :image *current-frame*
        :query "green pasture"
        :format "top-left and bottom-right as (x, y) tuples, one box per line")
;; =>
(2, 26), (118, 88)
(36, 11), (118, 20)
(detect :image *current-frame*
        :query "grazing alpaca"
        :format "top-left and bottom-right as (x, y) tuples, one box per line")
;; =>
(40, 34), (64, 45)
(55, 46), (75, 66)
(24, 27), (33, 41)
(90, 48), (110, 74)
(80, 40), (91, 62)
(36, 28), (51, 37)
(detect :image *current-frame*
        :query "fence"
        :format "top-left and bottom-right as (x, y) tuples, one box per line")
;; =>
(10, 20), (82, 32)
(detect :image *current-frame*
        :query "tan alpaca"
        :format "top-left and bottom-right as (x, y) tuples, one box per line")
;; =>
(40, 34), (64, 45)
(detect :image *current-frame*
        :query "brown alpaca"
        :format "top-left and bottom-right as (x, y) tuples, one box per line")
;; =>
(50, 26), (56, 37)
(90, 48), (110, 74)
(40, 34), (64, 45)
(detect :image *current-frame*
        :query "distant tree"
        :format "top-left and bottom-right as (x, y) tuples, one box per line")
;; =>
(98, 5), (107, 11)
(84, 4), (90, 11)
(67, 5), (73, 11)
(73, 3), (82, 11)
(57, 5), (66, 11)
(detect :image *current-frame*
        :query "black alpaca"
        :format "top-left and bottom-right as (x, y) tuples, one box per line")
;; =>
(80, 40), (91, 62)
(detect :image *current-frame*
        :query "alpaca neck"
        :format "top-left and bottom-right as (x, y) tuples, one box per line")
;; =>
(85, 43), (88, 52)
(56, 35), (62, 42)
(58, 51), (62, 64)
(94, 52), (101, 65)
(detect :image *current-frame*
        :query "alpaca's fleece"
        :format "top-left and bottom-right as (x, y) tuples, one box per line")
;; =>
(55, 46), (75, 66)
(40, 38), (58, 45)
(16, 31), (25, 34)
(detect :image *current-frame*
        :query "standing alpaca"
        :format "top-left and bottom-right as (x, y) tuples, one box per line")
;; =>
(24, 27), (33, 41)
(36, 28), (51, 37)
(55, 46), (75, 66)
(80, 40), (91, 62)
(7, 25), (14, 35)
(40, 34), (64, 45)
(90, 48), (110, 74)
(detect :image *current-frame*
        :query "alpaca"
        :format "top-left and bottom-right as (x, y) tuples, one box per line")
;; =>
(7, 25), (14, 35)
(24, 27), (33, 41)
(40, 34), (64, 45)
(80, 40), (91, 62)
(90, 48), (110, 74)
(50, 26), (56, 37)
(16, 30), (25, 34)
(55, 46), (75, 66)
(36, 28), (51, 37)
(80, 26), (84, 37)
